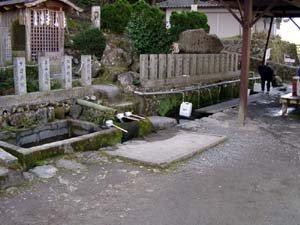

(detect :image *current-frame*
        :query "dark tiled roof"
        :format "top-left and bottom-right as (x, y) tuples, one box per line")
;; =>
(158, 0), (222, 9)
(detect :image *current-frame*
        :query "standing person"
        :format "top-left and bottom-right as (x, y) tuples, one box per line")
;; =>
(257, 64), (275, 93)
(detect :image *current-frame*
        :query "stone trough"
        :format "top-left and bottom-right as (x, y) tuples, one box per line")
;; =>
(0, 120), (122, 169)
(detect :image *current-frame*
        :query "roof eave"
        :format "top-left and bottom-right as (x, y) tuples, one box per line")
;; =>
(25, 0), (83, 12)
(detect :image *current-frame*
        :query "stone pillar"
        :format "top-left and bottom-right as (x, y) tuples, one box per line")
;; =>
(81, 55), (92, 86)
(91, 6), (101, 29)
(13, 57), (27, 95)
(38, 57), (51, 91)
(61, 55), (73, 89)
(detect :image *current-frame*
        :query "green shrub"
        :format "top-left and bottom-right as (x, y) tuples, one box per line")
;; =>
(169, 11), (210, 42)
(0, 65), (39, 95)
(126, 0), (171, 54)
(73, 28), (106, 59)
(102, 0), (132, 33)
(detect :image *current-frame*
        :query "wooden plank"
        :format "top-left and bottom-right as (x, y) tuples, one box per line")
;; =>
(195, 93), (261, 114)
(230, 53), (235, 72)
(235, 53), (239, 71)
(224, 53), (229, 72)
(167, 54), (175, 78)
(190, 54), (197, 76)
(197, 55), (203, 75)
(214, 54), (220, 73)
(209, 54), (215, 74)
(158, 54), (167, 79)
(220, 54), (225, 72)
(202, 54), (209, 74)
(183, 54), (190, 76)
(175, 54), (183, 77)
(140, 54), (149, 80)
(149, 54), (158, 80)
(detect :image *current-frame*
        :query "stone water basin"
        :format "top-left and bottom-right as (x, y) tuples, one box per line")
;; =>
(0, 120), (122, 169)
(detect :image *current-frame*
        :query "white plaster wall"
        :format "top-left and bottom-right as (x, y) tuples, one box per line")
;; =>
(165, 8), (241, 38)
(165, 8), (275, 38)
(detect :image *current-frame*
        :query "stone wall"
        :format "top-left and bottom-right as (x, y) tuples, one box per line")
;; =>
(137, 80), (257, 116)
(0, 87), (95, 129)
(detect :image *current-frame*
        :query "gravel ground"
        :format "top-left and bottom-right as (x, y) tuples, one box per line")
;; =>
(1, 93), (300, 225)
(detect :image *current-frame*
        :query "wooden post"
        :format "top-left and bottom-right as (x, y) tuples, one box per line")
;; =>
(238, 0), (253, 124)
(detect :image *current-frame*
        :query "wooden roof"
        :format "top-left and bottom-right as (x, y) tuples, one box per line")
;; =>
(0, 0), (83, 12)
(220, 0), (300, 17)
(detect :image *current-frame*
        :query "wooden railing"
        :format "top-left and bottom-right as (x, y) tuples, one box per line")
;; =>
(139, 53), (240, 88)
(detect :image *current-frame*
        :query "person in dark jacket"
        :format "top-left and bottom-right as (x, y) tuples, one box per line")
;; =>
(257, 64), (274, 92)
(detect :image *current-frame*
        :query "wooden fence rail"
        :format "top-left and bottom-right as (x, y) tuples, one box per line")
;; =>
(140, 53), (240, 88)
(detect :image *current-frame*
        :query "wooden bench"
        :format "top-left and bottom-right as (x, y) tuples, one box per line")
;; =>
(280, 93), (300, 115)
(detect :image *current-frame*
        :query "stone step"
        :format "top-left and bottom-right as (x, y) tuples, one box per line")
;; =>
(0, 148), (19, 169)
(92, 84), (122, 102)
(0, 166), (9, 185)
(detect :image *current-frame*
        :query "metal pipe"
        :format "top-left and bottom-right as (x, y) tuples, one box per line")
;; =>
(262, 17), (274, 65)
(134, 77), (260, 96)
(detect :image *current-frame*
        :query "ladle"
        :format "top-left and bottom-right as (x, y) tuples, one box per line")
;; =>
(124, 112), (145, 120)
(105, 120), (128, 133)
(116, 113), (139, 122)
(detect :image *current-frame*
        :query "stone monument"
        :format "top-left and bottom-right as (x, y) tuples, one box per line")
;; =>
(178, 29), (224, 54)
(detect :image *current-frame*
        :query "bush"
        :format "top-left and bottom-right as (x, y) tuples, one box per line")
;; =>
(101, 0), (132, 33)
(126, 0), (171, 54)
(169, 11), (210, 42)
(0, 65), (39, 95)
(73, 28), (106, 59)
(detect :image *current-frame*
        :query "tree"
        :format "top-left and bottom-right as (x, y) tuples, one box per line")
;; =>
(101, 0), (132, 33)
(126, 0), (171, 54)
(169, 11), (210, 42)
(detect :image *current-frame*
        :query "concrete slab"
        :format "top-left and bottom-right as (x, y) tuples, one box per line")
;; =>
(105, 130), (226, 167)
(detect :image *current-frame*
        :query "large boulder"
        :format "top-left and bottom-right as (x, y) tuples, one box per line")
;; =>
(178, 29), (224, 54)
(117, 71), (139, 86)
(101, 33), (134, 69)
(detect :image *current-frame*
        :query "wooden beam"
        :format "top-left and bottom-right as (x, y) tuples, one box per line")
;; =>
(251, 0), (277, 26)
(236, 0), (244, 23)
(238, 0), (253, 124)
(3, 6), (11, 10)
(15, 4), (24, 8)
(290, 17), (300, 30)
(220, 0), (243, 25)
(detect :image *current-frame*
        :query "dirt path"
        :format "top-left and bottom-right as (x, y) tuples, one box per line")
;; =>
(1, 94), (300, 225)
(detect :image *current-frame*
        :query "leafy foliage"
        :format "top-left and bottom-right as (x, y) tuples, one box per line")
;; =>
(73, 28), (106, 59)
(169, 11), (210, 42)
(102, 0), (132, 33)
(126, 0), (171, 54)
(0, 65), (39, 95)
